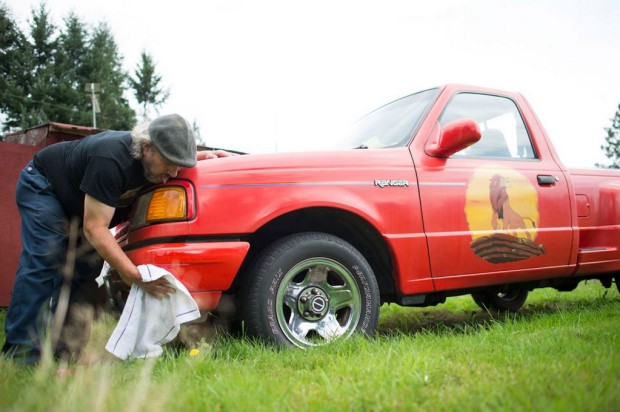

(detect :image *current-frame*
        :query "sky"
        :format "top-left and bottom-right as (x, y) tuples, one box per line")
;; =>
(6, 0), (620, 168)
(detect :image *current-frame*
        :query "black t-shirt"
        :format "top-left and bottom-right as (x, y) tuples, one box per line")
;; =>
(34, 131), (150, 227)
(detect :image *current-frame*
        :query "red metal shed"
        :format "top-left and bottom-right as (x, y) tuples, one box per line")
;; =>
(0, 123), (101, 306)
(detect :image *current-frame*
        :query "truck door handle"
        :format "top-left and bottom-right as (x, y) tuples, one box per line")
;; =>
(537, 175), (557, 185)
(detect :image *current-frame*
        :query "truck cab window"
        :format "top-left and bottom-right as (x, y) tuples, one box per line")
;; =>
(440, 93), (537, 160)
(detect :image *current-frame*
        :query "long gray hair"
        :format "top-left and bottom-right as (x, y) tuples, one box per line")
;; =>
(130, 120), (152, 159)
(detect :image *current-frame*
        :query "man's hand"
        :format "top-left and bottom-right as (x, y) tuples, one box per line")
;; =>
(136, 277), (176, 300)
(197, 149), (237, 161)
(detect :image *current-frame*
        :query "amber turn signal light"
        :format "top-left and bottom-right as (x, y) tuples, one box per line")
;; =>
(146, 187), (187, 223)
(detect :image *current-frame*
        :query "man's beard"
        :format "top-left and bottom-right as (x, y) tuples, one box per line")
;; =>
(143, 170), (162, 183)
(142, 159), (163, 183)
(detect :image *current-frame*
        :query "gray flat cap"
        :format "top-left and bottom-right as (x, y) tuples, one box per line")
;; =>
(148, 114), (197, 167)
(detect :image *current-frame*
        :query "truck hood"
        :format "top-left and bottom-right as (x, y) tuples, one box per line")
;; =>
(178, 148), (415, 185)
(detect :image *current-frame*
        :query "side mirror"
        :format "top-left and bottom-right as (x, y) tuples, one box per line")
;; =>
(425, 118), (481, 158)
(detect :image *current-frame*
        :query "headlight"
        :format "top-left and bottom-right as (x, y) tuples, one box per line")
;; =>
(146, 187), (186, 222)
(130, 183), (194, 230)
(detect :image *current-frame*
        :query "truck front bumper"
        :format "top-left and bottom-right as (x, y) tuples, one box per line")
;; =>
(125, 240), (250, 311)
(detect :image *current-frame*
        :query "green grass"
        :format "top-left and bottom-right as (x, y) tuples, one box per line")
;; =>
(0, 281), (618, 411)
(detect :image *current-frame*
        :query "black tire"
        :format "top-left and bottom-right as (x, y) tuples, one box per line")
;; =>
(472, 288), (528, 313)
(103, 269), (129, 312)
(242, 232), (380, 348)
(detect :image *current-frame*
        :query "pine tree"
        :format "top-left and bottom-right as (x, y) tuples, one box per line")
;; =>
(600, 104), (620, 169)
(0, 1), (31, 131)
(82, 22), (135, 129)
(26, 3), (59, 127)
(129, 50), (169, 119)
(54, 12), (91, 126)
(1, 3), (146, 132)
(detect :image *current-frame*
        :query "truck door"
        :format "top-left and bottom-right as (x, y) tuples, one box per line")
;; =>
(416, 92), (574, 289)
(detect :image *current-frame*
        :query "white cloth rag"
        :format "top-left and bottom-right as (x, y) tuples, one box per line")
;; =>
(105, 264), (200, 360)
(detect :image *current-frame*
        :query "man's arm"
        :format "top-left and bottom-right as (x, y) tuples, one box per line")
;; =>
(196, 149), (237, 161)
(83, 194), (174, 299)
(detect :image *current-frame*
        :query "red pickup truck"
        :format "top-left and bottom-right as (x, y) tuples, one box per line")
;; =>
(110, 84), (620, 348)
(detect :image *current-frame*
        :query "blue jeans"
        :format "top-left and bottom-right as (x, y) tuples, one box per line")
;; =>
(2, 161), (102, 364)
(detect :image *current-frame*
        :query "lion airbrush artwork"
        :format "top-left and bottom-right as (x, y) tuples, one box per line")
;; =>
(465, 165), (546, 263)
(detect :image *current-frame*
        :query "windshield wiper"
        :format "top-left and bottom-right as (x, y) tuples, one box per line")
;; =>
(354, 144), (368, 149)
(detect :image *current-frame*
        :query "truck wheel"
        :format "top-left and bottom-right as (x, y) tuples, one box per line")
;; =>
(242, 232), (380, 348)
(472, 288), (528, 313)
(103, 270), (129, 312)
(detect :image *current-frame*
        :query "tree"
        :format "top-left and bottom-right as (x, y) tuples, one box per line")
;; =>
(54, 12), (91, 126)
(0, 1), (31, 131)
(129, 50), (169, 119)
(0, 3), (150, 132)
(0, 3), (94, 129)
(81, 22), (135, 130)
(600, 104), (620, 169)
(26, 3), (59, 127)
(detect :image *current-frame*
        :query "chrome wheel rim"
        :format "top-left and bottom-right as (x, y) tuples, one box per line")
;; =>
(276, 258), (362, 347)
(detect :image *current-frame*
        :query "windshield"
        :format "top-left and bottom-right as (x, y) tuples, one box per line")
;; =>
(332, 88), (439, 149)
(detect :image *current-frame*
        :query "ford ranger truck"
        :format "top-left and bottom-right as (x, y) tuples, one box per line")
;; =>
(108, 84), (620, 348)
